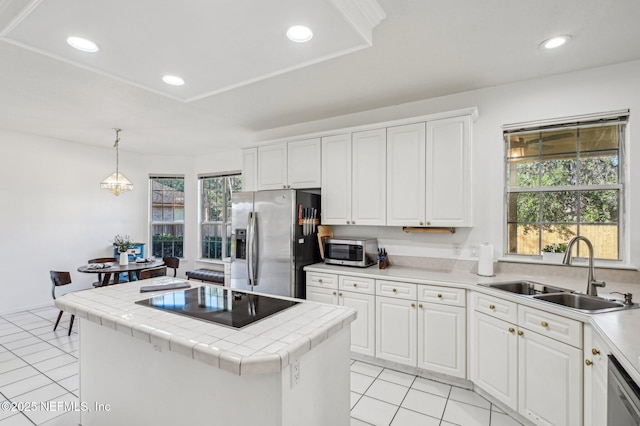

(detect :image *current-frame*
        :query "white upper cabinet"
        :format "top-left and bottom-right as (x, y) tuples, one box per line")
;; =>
(351, 128), (386, 226)
(249, 108), (475, 227)
(256, 139), (321, 190)
(241, 147), (258, 192)
(321, 134), (352, 225)
(287, 138), (321, 188)
(257, 142), (288, 190)
(426, 115), (472, 226)
(387, 123), (426, 226)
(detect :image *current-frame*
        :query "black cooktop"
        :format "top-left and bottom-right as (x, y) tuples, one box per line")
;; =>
(135, 285), (298, 329)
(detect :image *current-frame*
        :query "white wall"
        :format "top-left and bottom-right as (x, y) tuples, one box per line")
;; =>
(252, 60), (640, 267)
(0, 130), (148, 313)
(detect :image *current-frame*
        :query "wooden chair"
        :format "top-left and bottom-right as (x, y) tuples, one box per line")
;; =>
(88, 257), (118, 287)
(50, 271), (75, 336)
(139, 266), (167, 280)
(162, 257), (180, 277)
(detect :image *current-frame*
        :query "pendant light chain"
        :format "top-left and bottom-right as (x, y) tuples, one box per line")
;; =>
(114, 128), (121, 181)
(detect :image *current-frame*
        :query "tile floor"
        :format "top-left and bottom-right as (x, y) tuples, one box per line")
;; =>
(349, 360), (522, 426)
(0, 306), (523, 426)
(0, 307), (79, 426)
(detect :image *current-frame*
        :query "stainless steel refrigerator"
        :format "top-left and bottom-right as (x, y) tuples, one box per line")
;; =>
(230, 189), (320, 298)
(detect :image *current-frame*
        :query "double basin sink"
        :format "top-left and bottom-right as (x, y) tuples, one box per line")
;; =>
(479, 281), (639, 314)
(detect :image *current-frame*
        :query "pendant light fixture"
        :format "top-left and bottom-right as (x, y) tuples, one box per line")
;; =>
(100, 128), (133, 196)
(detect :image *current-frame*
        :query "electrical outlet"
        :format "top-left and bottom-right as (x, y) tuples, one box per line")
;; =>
(291, 359), (300, 388)
(470, 245), (479, 257)
(453, 243), (461, 256)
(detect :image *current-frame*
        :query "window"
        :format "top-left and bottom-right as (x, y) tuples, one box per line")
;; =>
(504, 112), (627, 260)
(150, 176), (185, 258)
(200, 173), (242, 260)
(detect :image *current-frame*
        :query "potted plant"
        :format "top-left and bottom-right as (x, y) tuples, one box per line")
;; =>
(541, 243), (567, 262)
(113, 234), (134, 265)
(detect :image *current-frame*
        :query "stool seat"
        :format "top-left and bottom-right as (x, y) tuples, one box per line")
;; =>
(185, 268), (224, 284)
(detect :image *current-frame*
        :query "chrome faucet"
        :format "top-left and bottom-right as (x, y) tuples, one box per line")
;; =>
(562, 236), (606, 296)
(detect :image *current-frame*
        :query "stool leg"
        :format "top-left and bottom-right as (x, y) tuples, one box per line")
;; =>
(68, 315), (75, 336)
(54, 310), (63, 331)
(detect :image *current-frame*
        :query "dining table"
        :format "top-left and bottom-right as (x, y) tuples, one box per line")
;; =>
(78, 259), (165, 287)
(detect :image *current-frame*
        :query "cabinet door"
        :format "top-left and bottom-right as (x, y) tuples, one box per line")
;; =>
(339, 291), (375, 356)
(386, 123), (426, 226)
(321, 134), (352, 225)
(288, 138), (321, 188)
(471, 312), (518, 410)
(375, 296), (417, 366)
(257, 143), (287, 190)
(306, 286), (338, 305)
(352, 128), (386, 226)
(242, 148), (258, 192)
(518, 329), (582, 426)
(417, 302), (466, 378)
(425, 115), (472, 226)
(584, 326), (608, 426)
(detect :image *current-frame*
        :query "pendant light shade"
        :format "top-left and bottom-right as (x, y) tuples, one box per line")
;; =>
(100, 128), (133, 196)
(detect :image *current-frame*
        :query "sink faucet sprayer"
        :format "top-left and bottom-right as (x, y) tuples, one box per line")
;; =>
(562, 236), (606, 296)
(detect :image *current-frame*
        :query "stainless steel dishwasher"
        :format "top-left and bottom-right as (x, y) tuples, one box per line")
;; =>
(608, 355), (640, 425)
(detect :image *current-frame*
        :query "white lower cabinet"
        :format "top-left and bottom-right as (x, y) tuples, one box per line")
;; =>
(417, 303), (466, 378)
(306, 285), (338, 305)
(518, 328), (582, 426)
(340, 291), (375, 356)
(306, 272), (375, 356)
(376, 281), (466, 375)
(471, 292), (583, 426)
(376, 295), (417, 366)
(472, 312), (518, 409)
(583, 325), (609, 426)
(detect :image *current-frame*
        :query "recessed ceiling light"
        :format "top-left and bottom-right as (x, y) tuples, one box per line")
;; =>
(162, 75), (185, 86)
(540, 35), (572, 50)
(66, 36), (99, 53)
(287, 25), (313, 43)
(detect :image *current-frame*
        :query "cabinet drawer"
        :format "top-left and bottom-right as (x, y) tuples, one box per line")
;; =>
(473, 292), (518, 323)
(376, 280), (417, 300)
(518, 305), (583, 348)
(418, 285), (465, 307)
(306, 272), (338, 289)
(339, 276), (375, 294)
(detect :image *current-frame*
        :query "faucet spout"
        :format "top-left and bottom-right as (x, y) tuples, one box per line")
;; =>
(562, 236), (605, 296)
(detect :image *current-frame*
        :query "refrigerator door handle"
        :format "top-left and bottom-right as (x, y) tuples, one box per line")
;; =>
(248, 212), (258, 286)
(246, 212), (253, 286)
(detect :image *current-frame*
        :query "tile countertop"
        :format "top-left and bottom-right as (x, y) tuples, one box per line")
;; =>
(305, 262), (640, 385)
(54, 277), (356, 376)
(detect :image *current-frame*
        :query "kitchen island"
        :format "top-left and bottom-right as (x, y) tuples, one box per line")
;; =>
(55, 278), (356, 426)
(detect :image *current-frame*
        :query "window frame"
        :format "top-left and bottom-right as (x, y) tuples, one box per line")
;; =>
(198, 172), (242, 261)
(149, 175), (185, 259)
(502, 111), (628, 262)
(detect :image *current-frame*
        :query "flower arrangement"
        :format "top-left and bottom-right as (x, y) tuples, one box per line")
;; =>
(113, 234), (134, 253)
(542, 243), (567, 253)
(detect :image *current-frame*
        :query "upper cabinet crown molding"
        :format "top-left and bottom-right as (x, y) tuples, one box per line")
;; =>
(328, 0), (386, 44)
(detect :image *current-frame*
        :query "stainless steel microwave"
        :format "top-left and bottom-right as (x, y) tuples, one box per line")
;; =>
(324, 238), (378, 268)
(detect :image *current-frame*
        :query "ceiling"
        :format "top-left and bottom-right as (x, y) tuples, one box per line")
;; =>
(0, 0), (639, 156)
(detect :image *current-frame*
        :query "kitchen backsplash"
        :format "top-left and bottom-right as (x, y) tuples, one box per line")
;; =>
(390, 255), (640, 286)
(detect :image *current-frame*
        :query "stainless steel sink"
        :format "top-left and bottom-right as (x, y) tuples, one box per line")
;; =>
(479, 281), (573, 296)
(479, 281), (639, 313)
(533, 293), (637, 313)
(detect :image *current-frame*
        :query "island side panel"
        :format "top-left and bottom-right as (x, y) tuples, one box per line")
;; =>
(281, 327), (351, 426)
(79, 320), (283, 426)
